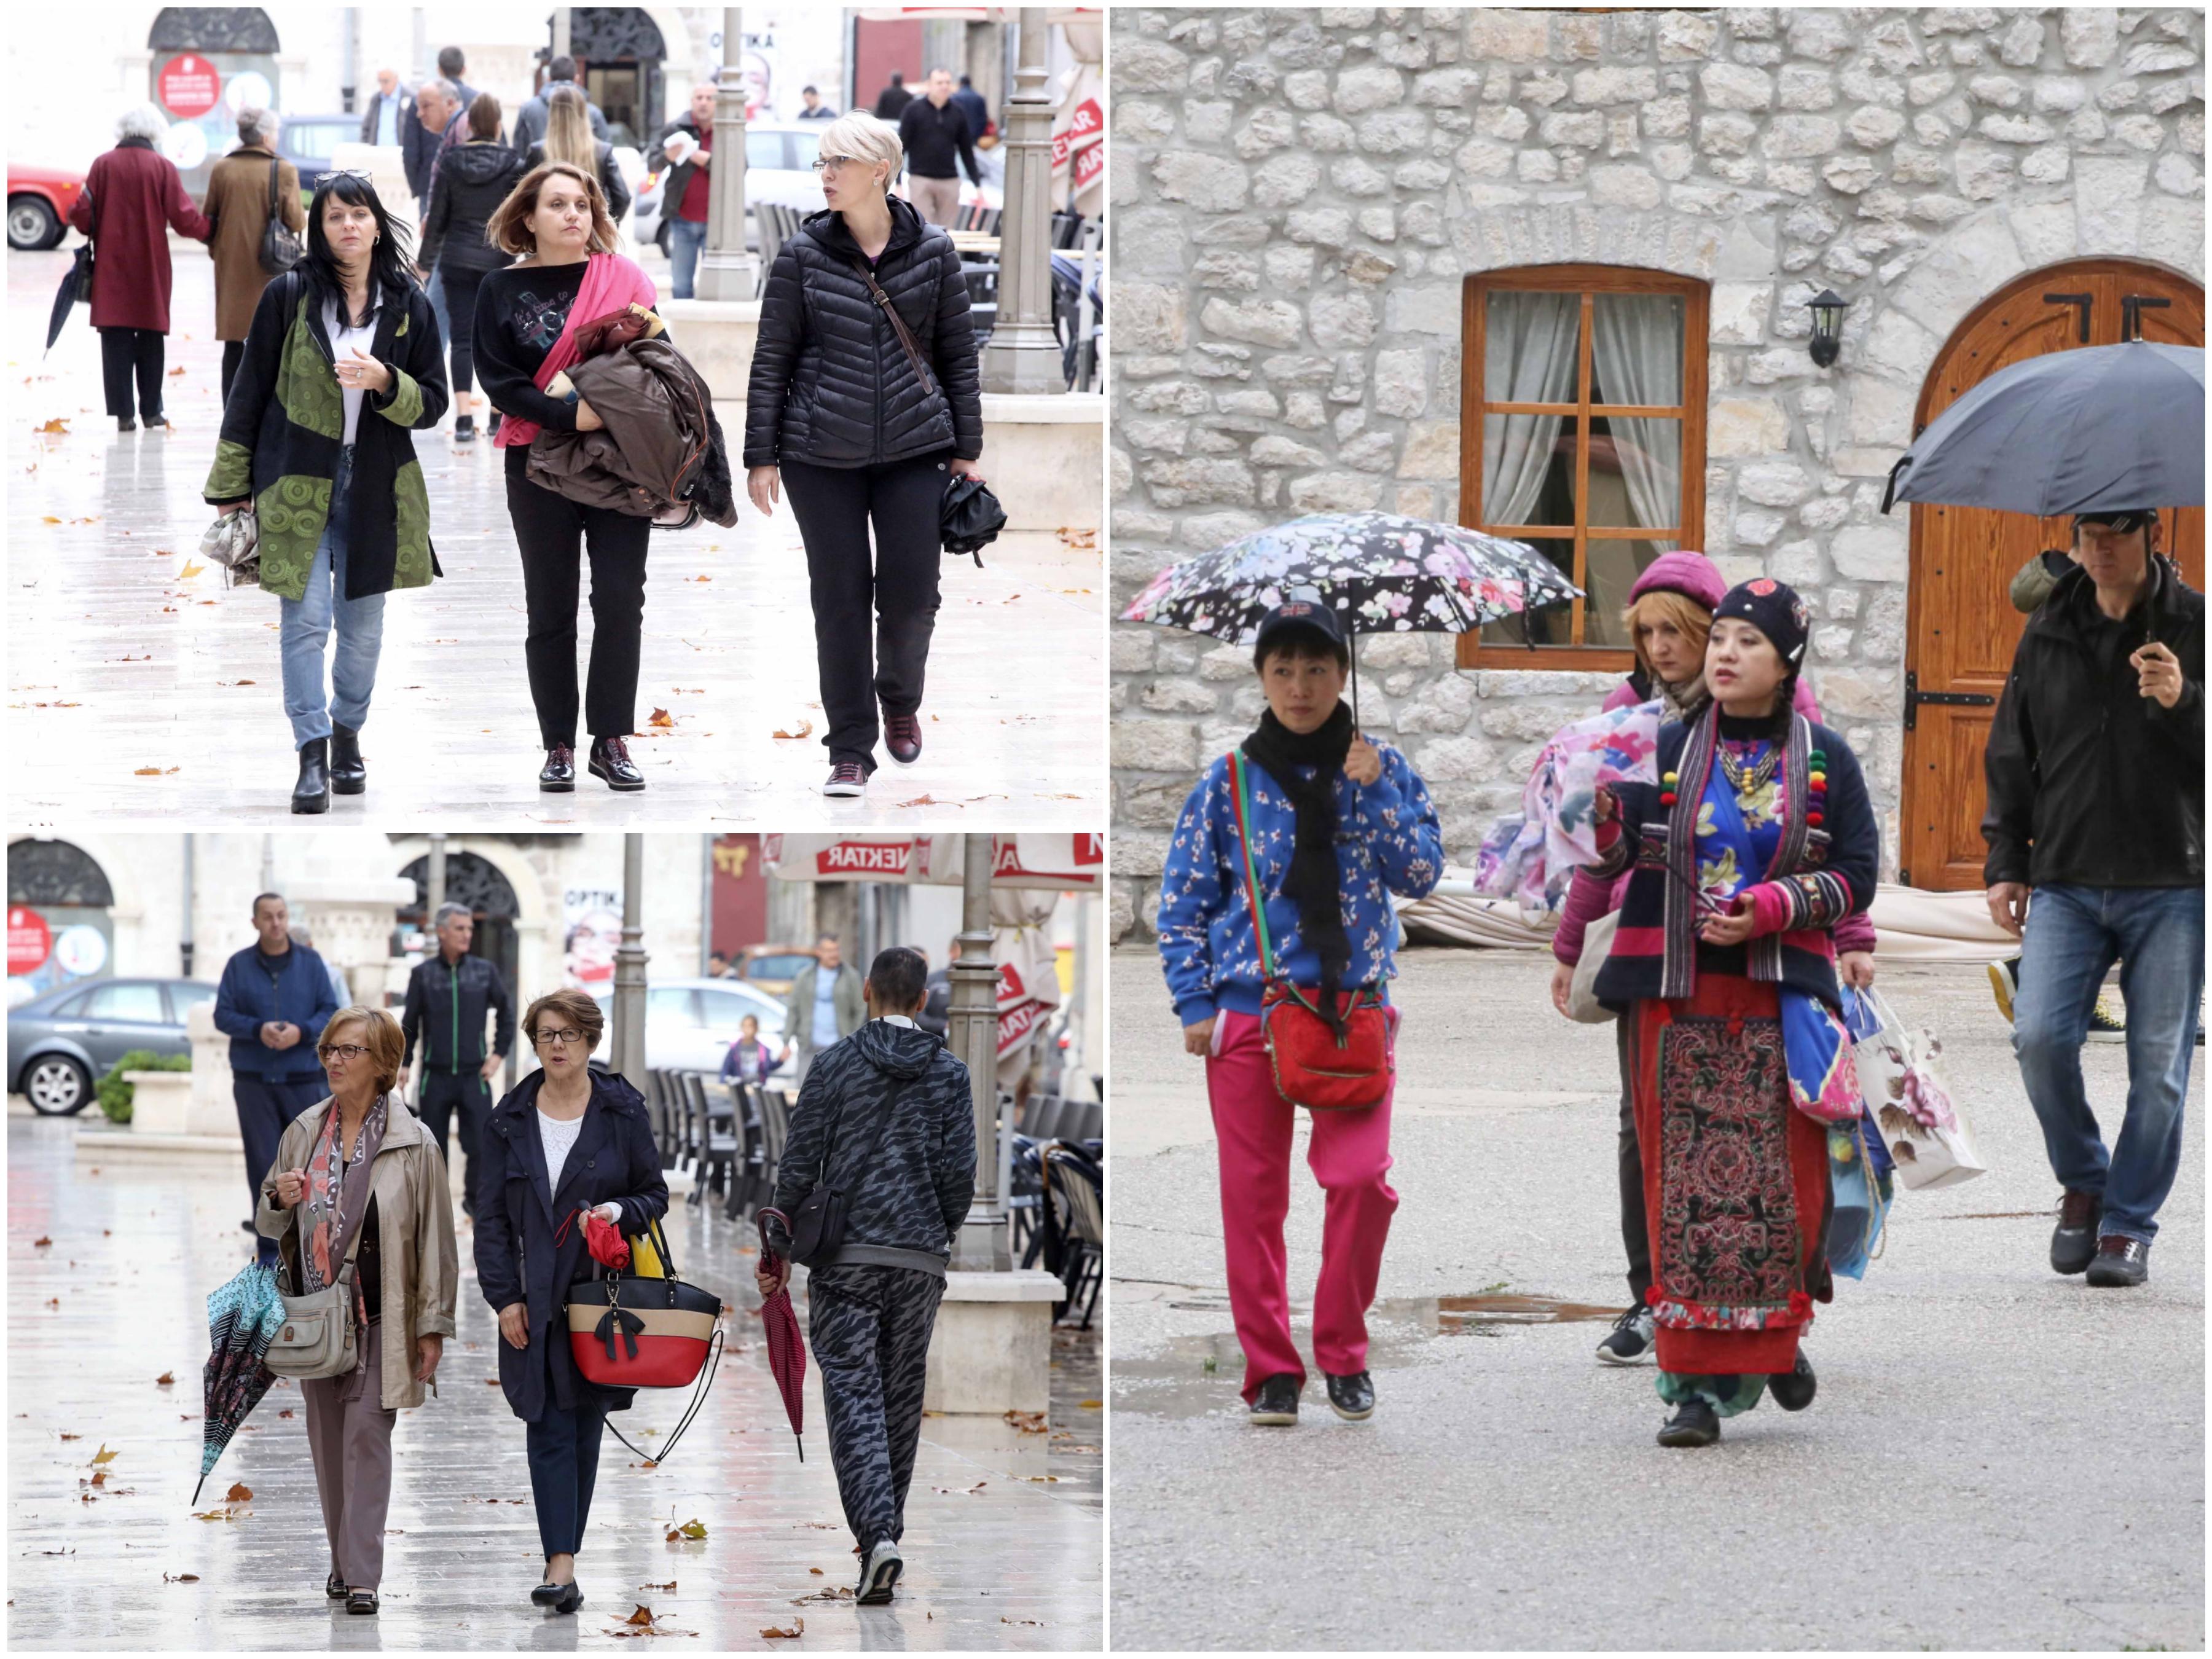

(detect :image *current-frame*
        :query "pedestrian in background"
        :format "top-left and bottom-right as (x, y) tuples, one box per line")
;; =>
(406, 79), (463, 211)
(68, 103), (211, 431)
(896, 68), (981, 227)
(437, 46), (480, 118)
(285, 922), (353, 1010)
(358, 68), (412, 146)
(401, 903), (516, 1218)
(916, 937), (963, 1039)
(873, 73), (913, 121)
(782, 934), (865, 1083)
(417, 92), (525, 445)
(256, 1005), (456, 1617)
(474, 989), (669, 1615)
(203, 171), (449, 815)
(720, 1013), (786, 1086)
(202, 106), (303, 402)
(527, 85), (631, 227)
(744, 112), (985, 796)
(759, 947), (976, 1606)
(951, 74), (990, 144)
(213, 893), (340, 1264)
(1157, 599), (1445, 1430)
(798, 85), (837, 120)
(476, 160), (659, 794)
(645, 84), (718, 299)
(1985, 509), (2204, 1288)
(511, 55), (611, 157)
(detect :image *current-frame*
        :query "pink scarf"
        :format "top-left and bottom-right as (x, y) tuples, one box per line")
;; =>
(493, 251), (658, 449)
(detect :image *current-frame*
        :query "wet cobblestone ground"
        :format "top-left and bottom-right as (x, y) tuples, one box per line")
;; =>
(6, 1112), (1100, 1650)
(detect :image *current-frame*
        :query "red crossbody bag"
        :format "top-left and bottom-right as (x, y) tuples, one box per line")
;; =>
(1226, 751), (1396, 1112)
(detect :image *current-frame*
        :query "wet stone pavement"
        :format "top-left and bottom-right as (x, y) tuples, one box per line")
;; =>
(6, 1112), (1101, 1650)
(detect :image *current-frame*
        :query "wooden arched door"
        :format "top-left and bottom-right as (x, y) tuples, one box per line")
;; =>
(1898, 258), (2205, 890)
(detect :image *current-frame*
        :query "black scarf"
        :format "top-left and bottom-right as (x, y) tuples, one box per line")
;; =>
(1239, 704), (1354, 1021)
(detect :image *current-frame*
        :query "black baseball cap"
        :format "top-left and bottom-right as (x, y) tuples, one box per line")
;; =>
(1252, 595), (1347, 656)
(2074, 508), (2157, 533)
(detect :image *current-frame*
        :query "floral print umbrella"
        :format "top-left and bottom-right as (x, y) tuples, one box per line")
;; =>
(1477, 699), (1665, 916)
(192, 1261), (285, 1505)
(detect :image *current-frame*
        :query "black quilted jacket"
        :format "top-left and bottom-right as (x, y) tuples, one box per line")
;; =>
(743, 197), (984, 469)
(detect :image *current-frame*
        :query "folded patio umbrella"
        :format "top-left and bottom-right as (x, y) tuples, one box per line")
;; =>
(756, 1210), (807, 1461)
(192, 1260), (284, 1506)
(1881, 342), (2205, 518)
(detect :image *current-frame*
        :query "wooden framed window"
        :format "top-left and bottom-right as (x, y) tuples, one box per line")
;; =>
(1456, 265), (1709, 671)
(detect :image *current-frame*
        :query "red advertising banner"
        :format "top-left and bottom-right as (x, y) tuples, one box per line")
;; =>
(7, 906), (53, 976)
(710, 835), (768, 958)
(157, 53), (221, 119)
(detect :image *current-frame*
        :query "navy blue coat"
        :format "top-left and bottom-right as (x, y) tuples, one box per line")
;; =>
(473, 1069), (669, 1421)
(211, 943), (340, 1080)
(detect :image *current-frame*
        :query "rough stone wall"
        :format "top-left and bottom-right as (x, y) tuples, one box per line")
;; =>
(1108, 6), (2206, 939)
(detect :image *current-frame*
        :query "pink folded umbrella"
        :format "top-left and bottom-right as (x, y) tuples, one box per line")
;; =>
(755, 1210), (807, 1461)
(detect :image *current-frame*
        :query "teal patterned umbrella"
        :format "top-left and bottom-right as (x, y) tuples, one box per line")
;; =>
(192, 1261), (284, 1505)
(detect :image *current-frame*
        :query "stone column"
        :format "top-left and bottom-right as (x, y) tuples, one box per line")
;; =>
(287, 876), (414, 1008)
(611, 834), (650, 1093)
(979, 10), (1064, 396)
(694, 7), (758, 300)
(949, 837), (1010, 1269)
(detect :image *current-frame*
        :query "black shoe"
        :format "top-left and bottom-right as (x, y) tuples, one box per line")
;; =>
(884, 712), (923, 766)
(1324, 1370), (1375, 1421)
(588, 736), (646, 791)
(823, 761), (867, 798)
(118, 416), (136, 433)
(1596, 1304), (1656, 1365)
(539, 744), (576, 793)
(857, 1539), (901, 1604)
(1248, 1373), (1300, 1426)
(2085, 1234), (2150, 1287)
(325, 1573), (348, 1599)
(530, 1582), (563, 1607)
(454, 413), (475, 443)
(1769, 1351), (1816, 1412)
(488, 411), (502, 439)
(346, 1589), (378, 1615)
(2051, 1188), (2103, 1275)
(291, 740), (331, 814)
(532, 1580), (584, 1613)
(329, 723), (366, 794)
(1657, 1398), (1720, 1448)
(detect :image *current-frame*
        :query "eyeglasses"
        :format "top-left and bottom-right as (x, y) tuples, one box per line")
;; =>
(321, 1043), (371, 1062)
(535, 1029), (587, 1048)
(811, 155), (858, 175)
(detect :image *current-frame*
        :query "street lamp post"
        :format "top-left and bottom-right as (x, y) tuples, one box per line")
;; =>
(979, 9), (1064, 395)
(694, 8), (758, 300)
(612, 834), (650, 1095)
(949, 836), (1010, 1270)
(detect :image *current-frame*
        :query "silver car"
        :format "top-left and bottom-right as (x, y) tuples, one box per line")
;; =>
(9, 978), (216, 1115)
(588, 976), (794, 1080)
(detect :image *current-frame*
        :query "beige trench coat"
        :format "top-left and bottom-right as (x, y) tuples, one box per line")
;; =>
(202, 145), (304, 342)
(255, 1095), (458, 1411)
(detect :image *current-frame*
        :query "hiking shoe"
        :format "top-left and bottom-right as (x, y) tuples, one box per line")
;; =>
(857, 1539), (902, 1604)
(1596, 1304), (1656, 1365)
(2086, 1235), (2150, 1288)
(2051, 1188), (2103, 1276)
(1248, 1373), (1300, 1426)
(823, 761), (866, 798)
(1657, 1398), (1720, 1448)
(2086, 992), (2126, 1044)
(1324, 1370), (1375, 1421)
(1769, 1351), (1817, 1412)
(1987, 957), (2019, 1024)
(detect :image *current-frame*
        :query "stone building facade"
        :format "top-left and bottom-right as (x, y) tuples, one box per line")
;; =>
(1107, 6), (2205, 939)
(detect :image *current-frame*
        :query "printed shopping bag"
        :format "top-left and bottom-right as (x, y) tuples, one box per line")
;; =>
(1845, 986), (1987, 1191)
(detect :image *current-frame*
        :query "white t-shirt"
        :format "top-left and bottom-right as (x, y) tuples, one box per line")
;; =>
(323, 293), (380, 447)
(538, 1108), (586, 1188)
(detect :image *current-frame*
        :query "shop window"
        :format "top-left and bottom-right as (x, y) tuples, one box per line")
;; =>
(1457, 265), (1709, 670)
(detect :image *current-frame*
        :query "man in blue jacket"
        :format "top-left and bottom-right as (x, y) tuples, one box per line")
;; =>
(212, 892), (339, 1261)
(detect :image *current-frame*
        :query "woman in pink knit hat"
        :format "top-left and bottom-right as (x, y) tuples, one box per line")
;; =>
(1549, 550), (1875, 1365)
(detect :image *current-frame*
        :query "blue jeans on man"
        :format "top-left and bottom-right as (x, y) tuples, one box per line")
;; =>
(669, 218), (708, 300)
(2012, 882), (2203, 1242)
(280, 447), (385, 748)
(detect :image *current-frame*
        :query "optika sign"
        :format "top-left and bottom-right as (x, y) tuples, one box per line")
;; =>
(815, 841), (913, 876)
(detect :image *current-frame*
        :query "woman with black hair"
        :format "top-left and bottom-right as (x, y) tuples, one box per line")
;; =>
(1586, 578), (1881, 1448)
(203, 171), (449, 814)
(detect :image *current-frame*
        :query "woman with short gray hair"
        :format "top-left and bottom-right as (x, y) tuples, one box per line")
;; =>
(202, 106), (305, 399)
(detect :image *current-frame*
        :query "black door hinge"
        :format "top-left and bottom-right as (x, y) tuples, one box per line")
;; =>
(1904, 670), (1995, 731)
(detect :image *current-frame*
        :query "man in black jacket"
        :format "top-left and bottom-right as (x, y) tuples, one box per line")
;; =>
(645, 84), (719, 300)
(759, 946), (976, 1606)
(873, 73), (914, 121)
(897, 69), (981, 227)
(511, 55), (611, 156)
(1983, 509), (2204, 1288)
(401, 903), (516, 1217)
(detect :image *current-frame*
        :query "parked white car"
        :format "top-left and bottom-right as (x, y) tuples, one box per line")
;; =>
(588, 976), (793, 1080)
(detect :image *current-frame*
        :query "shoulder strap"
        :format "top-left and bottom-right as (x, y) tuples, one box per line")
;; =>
(1226, 753), (1279, 981)
(844, 254), (937, 394)
(267, 157), (281, 214)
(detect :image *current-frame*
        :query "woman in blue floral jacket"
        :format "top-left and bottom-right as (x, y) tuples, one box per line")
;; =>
(1156, 599), (1443, 1430)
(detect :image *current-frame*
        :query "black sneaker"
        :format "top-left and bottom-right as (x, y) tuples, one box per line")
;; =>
(2051, 1188), (2102, 1276)
(454, 412), (475, 444)
(1769, 1351), (1816, 1412)
(2085, 1235), (2150, 1287)
(2085, 992), (2126, 1045)
(1248, 1373), (1300, 1427)
(1657, 1398), (1720, 1448)
(1324, 1370), (1375, 1421)
(1596, 1304), (1655, 1366)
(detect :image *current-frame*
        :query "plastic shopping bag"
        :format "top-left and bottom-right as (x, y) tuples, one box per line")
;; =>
(1827, 1110), (1894, 1279)
(1845, 986), (1987, 1191)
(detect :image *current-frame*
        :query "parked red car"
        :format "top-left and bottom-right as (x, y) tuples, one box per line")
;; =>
(8, 164), (84, 251)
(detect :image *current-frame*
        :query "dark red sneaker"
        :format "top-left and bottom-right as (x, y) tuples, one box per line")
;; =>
(885, 713), (923, 766)
(823, 761), (866, 798)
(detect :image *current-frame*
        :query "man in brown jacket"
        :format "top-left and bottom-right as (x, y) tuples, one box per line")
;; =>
(202, 108), (304, 400)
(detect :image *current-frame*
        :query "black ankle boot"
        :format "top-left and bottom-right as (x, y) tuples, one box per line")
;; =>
(292, 740), (331, 814)
(329, 724), (366, 795)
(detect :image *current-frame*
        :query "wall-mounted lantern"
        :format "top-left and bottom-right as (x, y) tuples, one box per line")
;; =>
(1808, 289), (1848, 369)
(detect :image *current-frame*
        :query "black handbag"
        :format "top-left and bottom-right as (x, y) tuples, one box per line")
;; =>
(259, 159), (302, 275)
(942, 473), (1007, 567)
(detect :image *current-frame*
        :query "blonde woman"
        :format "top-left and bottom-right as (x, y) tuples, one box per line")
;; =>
(743, 112), (985, 797)
(525, 84), (630, 224)
(256, 1006), (457, 1615)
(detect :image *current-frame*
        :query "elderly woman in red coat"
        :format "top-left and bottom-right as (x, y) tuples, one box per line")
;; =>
(66, 103), (211, 431)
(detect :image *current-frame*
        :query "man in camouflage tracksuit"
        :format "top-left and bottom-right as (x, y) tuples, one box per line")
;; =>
(760, 946), (976, 1605)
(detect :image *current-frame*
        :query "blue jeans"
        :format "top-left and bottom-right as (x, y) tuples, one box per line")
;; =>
(2012, 882), (2203, 1241)
(669, 218), (707, 299)
(280, 449), (385, 748)
(525, 1397), (608, 1559)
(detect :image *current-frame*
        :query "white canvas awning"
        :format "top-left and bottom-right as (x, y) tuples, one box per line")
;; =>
(762, 834), (1101, 890)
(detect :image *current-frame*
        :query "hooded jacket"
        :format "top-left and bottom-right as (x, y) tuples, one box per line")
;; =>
(769, 1020), (977, 1277)
(418, 139), (527, 274)
(524, 335), (737, 524)
(743, 196), (984, 470)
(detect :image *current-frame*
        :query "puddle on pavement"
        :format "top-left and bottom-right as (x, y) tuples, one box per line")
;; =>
(1115, 1292), (1620, 1418)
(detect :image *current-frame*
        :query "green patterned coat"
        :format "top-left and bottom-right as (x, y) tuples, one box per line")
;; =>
(203, 270), (449, 602)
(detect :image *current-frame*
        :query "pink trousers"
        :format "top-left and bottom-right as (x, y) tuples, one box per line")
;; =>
(1206, 1010), (1398, 1402)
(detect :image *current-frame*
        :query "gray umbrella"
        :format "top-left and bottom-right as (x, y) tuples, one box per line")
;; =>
(1881, 342), (2204, 517)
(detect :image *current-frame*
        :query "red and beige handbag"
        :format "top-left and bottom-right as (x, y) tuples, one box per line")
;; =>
(562, 1212), (724, 1460)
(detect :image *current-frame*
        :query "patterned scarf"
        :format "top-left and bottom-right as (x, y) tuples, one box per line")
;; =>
(297, 1093), (388, 1339)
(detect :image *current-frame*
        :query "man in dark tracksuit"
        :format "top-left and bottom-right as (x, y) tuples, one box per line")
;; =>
(401, 903), (515, 1219)
(761, 946), (976, 1606)
(212, 893), (340, 1263)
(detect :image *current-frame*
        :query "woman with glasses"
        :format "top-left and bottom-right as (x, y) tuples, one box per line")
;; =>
(744, 112), (986, 798)
(204, 170), (450, 814)
(473, 989), (669, 1614)
(256, 1006), (458, 1616)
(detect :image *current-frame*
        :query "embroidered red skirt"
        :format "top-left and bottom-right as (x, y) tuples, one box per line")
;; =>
(1630, 971), (1829, 1378)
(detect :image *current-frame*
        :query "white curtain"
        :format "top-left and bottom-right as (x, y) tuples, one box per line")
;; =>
(1480, 292), (1579, 527)
(1589, 294), (1682, 551)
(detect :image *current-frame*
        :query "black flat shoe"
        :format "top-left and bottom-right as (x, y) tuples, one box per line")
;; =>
(454, 413), (475, 443)
(589, 736), (646, 791)
(118, 416), (136, 432)
(292, 739), (331, 815)
(346, 1589), (378, 1615)
(531, 1581), (564, 1607)
(539, 744), (576, 793)
(325, 1573), (348, 1599)
(1324, 1369), (1375, 1421)
(2051, 1188), (2102, 1276)
(329, 723), (366, 795)
(553, 1582), (584, 1615)
(1657, 1398), (1720, 1447)
(1770, 1351), (1816, 1412)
